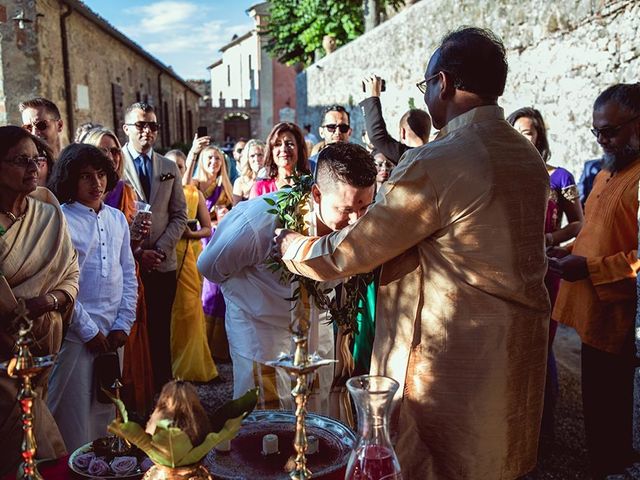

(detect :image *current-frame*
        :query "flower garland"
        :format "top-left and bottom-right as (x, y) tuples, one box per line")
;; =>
(265, 173), (373, 335)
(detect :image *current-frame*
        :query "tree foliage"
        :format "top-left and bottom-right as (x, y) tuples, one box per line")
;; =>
(264, 0), (405, 67)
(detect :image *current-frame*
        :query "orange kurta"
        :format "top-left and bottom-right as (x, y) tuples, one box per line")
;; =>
(554, 159), (640, 354)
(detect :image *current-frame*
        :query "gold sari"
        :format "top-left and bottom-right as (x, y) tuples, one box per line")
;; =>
(0, 188), (79, 474)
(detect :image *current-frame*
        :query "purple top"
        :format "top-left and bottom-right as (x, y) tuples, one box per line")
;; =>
(103, 180), (125, 209)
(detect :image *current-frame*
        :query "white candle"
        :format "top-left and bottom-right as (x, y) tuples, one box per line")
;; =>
(262, 434), (279, 455)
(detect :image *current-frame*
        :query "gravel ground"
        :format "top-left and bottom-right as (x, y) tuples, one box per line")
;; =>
(524, 324), (590, 479)
(197, 325), (590, 479)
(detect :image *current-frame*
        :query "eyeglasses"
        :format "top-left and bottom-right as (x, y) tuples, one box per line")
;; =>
(3, 155), (47, 168)
(590, 115), (640, 139)
(100, 147), (122, 157)
(322, 123), (350, 134)
(22, 120), (53, 132)
(416, 72), (442, 95)
(125, 121), (160, 132)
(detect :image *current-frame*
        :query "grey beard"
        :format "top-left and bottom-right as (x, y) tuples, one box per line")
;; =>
(602, 145), (640, 173)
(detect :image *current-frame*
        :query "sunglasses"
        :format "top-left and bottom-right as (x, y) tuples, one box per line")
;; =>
(322, 123), (350, 134)
(4, 155), (47, 168)
(235, 148), (244, 153)
(591, 114), (640, 140)
(100, 147), (122, 157)
(126, 121), (160, 132)
(22, 120), (53, 132)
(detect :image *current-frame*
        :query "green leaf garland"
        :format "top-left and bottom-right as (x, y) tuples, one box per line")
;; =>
(266, 174), (373, 335)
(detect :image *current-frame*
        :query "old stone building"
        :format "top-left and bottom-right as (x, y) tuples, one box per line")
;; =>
(0, 0), (200, 149)
(202, 1), (297, 144)
(297, 0), (639, 179)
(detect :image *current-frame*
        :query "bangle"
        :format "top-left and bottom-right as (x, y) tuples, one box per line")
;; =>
(48, 293), (59, 311)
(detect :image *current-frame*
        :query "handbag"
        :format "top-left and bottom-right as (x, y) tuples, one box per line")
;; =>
(94, 351), (121, 404)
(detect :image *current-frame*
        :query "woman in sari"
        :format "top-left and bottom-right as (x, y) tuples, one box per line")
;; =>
(191, 145), (233, 361)
(81, 127), (155, 415)
(249, 122), (310, 199)
(0, 126), (79, 474)
(508, 107), (584, 441)
(165, 149), (217, 381)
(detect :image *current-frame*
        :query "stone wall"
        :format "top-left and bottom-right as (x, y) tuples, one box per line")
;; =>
(296, 0), (640, 178)
(0, 0), (200, 148)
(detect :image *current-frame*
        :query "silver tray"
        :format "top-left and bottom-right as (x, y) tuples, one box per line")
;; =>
(68, 442), (146, 479)
(205, 410), (356, 480)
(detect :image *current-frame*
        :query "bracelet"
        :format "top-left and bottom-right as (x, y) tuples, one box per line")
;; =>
(48, 293), (59, 311)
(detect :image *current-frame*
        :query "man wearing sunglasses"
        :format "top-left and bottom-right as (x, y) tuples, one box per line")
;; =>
(309, 105), (353, 172)
(276, 27), (550, 479)
(549, 82), (640, 479)
(121, 101), (187, 393)
(19, 97), (64, 159)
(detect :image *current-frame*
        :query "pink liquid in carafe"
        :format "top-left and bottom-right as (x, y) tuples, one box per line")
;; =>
(345, 445), (401, 480)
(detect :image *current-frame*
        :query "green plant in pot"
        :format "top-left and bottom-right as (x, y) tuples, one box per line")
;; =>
(107, 381), (258, 479)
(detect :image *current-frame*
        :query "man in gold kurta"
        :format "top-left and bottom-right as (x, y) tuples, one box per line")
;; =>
(276, 28), (550, 479)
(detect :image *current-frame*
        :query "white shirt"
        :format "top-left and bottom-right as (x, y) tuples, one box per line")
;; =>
(62, 202), (138, 343)
(197, 193), (334, 364)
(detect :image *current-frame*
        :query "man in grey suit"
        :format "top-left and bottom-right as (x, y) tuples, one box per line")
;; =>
(122, 102), (187, 391)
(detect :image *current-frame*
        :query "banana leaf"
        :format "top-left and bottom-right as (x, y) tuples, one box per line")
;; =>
(107, 388), (258, 467)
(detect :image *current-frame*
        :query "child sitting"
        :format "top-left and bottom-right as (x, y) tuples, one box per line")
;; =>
(46, 144), (138, 451)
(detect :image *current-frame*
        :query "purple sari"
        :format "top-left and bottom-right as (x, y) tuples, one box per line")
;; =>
(201, 185), (226, 317)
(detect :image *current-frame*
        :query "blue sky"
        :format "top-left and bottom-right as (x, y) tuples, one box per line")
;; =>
(83, 0), (257, 79)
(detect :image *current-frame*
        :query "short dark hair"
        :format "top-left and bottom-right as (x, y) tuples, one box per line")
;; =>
(316, 143), (377, 190)
(435, 27), (507, 101)
(125, 102), (155, 122)
(48, 144), (118, 204)
(594, 83), (640, 115)
(19, 97), (62, 119)
(400, 109), (432, 143)
(506, 107), (551, 162)
(263, 122), (310, 178)
(322, 105), (350, 124)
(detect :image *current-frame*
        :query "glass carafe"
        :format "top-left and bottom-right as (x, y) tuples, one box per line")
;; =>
(344, 375), (402, 480)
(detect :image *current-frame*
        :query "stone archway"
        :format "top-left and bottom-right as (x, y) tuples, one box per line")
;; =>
(224, 112), (251, 142)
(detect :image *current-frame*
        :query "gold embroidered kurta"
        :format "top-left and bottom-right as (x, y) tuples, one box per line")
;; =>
(282, 106), (550, 479)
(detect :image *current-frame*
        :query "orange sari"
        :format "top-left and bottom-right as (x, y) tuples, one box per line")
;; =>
(118, 183), (155, 415)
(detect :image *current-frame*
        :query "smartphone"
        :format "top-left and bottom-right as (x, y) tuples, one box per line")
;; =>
(187, 219), (198, 231)
(362, 79), (386, 93)
(197, 126), (208, 137)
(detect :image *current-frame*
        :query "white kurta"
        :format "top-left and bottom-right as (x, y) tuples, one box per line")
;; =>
(197, 193), (334, 411)
(47, 202), (137, 452)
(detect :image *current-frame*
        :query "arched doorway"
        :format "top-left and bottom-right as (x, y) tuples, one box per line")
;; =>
(224, 112), (251, 142)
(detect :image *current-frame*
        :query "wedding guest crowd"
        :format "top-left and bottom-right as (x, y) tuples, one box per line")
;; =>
(0, 24), (638, 480)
